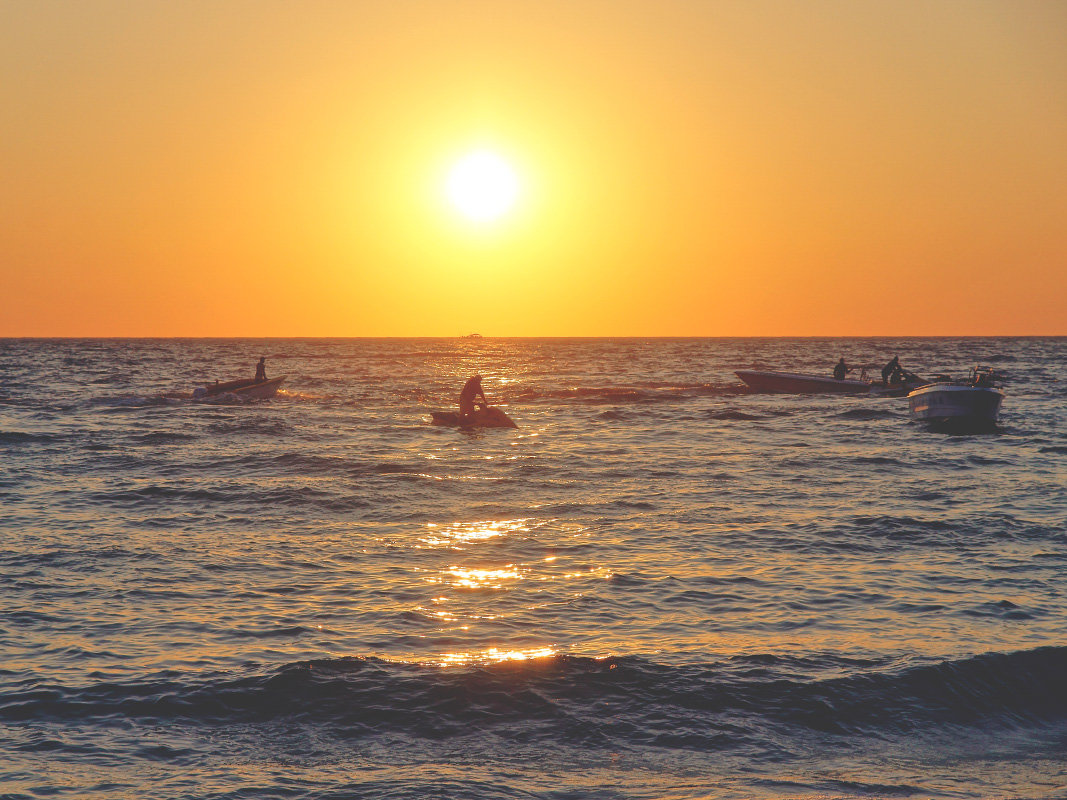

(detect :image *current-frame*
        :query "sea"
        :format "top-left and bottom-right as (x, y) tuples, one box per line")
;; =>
(1, 337), (1065, 800)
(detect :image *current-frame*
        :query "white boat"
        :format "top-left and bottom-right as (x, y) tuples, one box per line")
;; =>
(907, 368), (1003, 427)
(735, 370), (922, 396)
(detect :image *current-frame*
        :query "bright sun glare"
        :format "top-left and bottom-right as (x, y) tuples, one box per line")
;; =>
(445, 150), (519, 223)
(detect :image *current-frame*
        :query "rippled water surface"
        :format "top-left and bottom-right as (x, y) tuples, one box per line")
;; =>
(2, 337), (1065, 799)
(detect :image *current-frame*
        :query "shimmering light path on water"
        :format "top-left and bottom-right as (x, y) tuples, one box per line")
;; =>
(1, 338), (1065, 799)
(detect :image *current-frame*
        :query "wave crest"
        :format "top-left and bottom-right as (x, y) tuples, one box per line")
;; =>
(4, 647), (1064, 748)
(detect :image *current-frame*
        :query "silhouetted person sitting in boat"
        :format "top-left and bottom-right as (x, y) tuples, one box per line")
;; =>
(459, 375), (489, 422)
(833, 358), (852, 381)
(881, 356), (900, 385)
(255, 357), (267, 383)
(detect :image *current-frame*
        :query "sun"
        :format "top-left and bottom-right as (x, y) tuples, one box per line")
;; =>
(445, 150), (520, 223)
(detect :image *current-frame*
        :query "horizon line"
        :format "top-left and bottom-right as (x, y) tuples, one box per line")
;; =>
(2, 334), (1064, 340)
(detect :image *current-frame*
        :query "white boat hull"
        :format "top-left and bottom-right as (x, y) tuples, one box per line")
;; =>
(907, 384), (1003, 425)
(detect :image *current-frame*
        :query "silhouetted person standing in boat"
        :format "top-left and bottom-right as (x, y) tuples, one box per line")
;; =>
(833, 358), (852, 381)
(459, 375), (488, 422)
(255, 357), (267, 383)
(881, 356), (900, 385)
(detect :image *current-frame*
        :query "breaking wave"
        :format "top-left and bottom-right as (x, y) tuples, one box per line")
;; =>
(4, 647), (1064, 748)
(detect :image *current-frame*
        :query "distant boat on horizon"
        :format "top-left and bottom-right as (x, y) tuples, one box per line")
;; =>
(464, 333), (483, 338)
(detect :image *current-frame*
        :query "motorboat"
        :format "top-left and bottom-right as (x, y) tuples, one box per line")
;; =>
(735, 370), (922, 396)
(194, 376), (286, 400)
(907, 367), (1003, 427)
(735, 370), (871, 394)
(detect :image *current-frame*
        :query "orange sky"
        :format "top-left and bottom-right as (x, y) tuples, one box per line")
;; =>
(3, 1), (1065, 336)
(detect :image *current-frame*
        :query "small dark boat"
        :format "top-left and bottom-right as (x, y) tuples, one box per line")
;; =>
(197, 376), (286, 400)
(430, 407), (517, 428)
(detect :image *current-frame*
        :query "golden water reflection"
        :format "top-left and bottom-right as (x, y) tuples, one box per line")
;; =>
(421, 561), (611, 590)
(437, 566), (524, 589)
(418, 518), (531, 548)
(435, 646), (557, 667)
(424, 563), (612, 590)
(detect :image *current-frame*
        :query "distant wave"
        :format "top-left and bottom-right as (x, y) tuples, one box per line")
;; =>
(0, 430), (57, 444)
(834, 408), (901, 421)
(849, 455), (904, 466)
(131, 431), (199, 444)
(706, 409), (765, 421)
(83, 394), (178, 409)
(193, 453), (433, 479)
(508, 383), (746, 405)
(81, 391), (298, 411)
(5, 647), (1064, 748)
(205, 418), (292, 436)
(795, 512), (1066, 551)
(84, 484), (371, 512)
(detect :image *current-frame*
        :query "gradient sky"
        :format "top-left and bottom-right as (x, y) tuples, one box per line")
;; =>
(3, 0), (1065, 336)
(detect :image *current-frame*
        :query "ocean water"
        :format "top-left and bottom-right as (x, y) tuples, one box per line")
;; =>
(1, 337), (1065, 800)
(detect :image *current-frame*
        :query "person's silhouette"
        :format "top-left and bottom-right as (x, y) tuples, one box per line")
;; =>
(459, 375), (488, 422)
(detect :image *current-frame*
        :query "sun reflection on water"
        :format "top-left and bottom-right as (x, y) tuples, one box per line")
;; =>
(419, 518), (530, 548)
(437, 566), (524, 589)
(422, 561), (611, 590)
(435, 646), (557, 667)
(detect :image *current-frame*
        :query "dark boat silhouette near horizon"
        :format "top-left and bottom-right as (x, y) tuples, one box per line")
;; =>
(196, 376), (286, 400)
(735, 369), (924, 396)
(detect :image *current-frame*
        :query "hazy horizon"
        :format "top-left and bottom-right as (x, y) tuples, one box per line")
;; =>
(4, 333), (1066, 341)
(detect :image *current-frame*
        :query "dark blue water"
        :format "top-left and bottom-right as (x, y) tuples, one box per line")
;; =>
(2, 338), (1065, 799)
